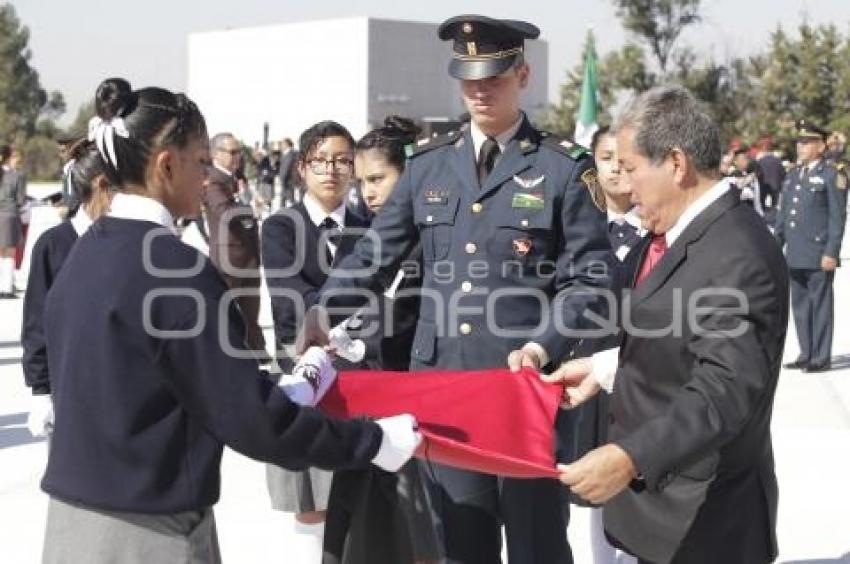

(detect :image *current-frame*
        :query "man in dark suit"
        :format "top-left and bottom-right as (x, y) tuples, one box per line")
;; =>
(309, 15), (614, 564)
(548, 85), (788, 564)
(774, 120), (848, 373)
(202, 132), (266, 356)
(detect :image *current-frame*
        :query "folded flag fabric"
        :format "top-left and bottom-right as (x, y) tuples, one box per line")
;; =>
(319, 367), (562, 479)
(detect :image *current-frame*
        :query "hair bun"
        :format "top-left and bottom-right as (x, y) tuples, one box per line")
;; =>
(95, 78), (133, 120)
(383, 115), (421, 143)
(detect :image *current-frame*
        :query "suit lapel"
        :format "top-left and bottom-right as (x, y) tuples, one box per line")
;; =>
(630, 189), (741, 305)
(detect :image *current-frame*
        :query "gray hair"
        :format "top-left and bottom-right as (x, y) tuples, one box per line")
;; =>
(614, 85), (721, 175)
(210, 132), (236, 153)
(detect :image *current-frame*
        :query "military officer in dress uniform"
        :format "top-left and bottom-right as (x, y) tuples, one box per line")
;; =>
(312, 14), (614, 564)
(775, 120), (848, 372)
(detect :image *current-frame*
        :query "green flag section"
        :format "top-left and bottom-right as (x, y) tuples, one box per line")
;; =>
(574, 31), (599, 148)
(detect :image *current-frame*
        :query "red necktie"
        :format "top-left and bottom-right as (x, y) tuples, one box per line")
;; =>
(635, 234), (668, 286)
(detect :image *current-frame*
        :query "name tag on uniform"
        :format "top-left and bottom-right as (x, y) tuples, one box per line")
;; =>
(424, 188), (449, 205)
(512, 192), (544, 210)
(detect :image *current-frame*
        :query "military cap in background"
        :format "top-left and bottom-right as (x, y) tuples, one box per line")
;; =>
(438, 15), (539, 80)
(796, 119), (829, 141)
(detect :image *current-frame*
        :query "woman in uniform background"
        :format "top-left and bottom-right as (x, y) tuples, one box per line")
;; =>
(323, 116), (440, 564)
(40, 78), (418, 564)
(0, 144), (27, 298)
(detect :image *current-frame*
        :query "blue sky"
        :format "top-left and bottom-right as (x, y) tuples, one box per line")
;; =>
(11, 0), (850, 122)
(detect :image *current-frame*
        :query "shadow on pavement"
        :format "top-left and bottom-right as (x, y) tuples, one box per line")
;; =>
(830, 354), (850, 371)
(0, 412), (44, 449)
(783, 553), (850, 563)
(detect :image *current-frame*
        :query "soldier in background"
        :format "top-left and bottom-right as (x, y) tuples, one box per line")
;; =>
(775, 120), (848, 372)
(315, 15), (613, 563)
(278, 137), (301, 206)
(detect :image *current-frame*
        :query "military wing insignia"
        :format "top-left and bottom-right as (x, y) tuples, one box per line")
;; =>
(581, 169), (606, 211)
(513, 174), (545, 189)
(809, 176), (825, 184)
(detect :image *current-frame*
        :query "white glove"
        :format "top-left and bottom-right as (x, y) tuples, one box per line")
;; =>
(278, 346), (337, 406)
(27, 394), (54, 437)
(371, 414), (422, 472)
(328, 321), (366, 363)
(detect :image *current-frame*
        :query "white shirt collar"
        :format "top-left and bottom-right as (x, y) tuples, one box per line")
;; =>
(470, 113), (524, 162)
(213, 163), (233, 177)
(303, 192), (346, 229)
(664, 178), (731, 247)
(70, 206), (93, 237)
(108, 193), (176, 231)
(607, 207), (645, 233)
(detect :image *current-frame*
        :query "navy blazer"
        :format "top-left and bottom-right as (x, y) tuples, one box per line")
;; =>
(261, 201), (369, 364)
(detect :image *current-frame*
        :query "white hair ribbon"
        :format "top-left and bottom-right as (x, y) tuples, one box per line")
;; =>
(87, 115), (130, 170)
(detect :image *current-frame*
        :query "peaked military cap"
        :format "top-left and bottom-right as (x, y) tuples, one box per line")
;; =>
(438, 15), (540, 80)
(796, 119), (828, 141)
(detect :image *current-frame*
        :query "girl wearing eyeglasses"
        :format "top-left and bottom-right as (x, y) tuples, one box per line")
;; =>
(261, 120), (372, 559)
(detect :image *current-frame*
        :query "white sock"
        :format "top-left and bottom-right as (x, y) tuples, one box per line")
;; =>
(0, 257), (13, 293)
(293, 520), (324, 562)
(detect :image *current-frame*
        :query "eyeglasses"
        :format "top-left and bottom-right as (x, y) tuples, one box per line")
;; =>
(306, 156), (354, 174)
(218, 148), (242, 156)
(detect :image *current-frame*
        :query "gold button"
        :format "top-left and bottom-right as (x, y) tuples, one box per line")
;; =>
(790, 209), (796, 215)
(459, 323), (472, 335)
(793, 197), (799, 203)
(790, 221), (796, 228)
(426, 215), (434, 223)
(520, 219), (529, 227)
(461, 281), (473, 293)
(472, 203), (483, 213)
(796, 185), (801, 191)
(465, 242), (477, 254)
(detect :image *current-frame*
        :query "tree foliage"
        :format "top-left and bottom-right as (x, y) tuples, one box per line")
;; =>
(546, 1), (850, 157)
(0, 3), (66, 179)
(612, 0), (701, 73)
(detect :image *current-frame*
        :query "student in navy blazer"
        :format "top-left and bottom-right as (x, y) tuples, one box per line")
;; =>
(39, 79), (418, 564)
(21, 140), (112, 439)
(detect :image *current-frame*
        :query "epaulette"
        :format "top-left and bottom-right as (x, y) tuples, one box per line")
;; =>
(406, 130), (462, 158)
(540, 133), (590, 160)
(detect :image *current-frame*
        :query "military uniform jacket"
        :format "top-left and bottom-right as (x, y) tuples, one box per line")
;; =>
(324, 117), (614, 370)
(774, 159), (848, 269)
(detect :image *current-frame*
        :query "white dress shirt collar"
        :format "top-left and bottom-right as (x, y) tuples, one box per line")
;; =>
(470, 113), (525, 162)
(664, 178), (731, 247)
(303, 192), (346, 229)
(108, 193), (175, 231)
(607, 207), (645, 234)
(70, 206), (93, 237)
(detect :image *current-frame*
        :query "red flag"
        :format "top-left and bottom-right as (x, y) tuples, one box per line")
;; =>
(319, 367), (561, 479)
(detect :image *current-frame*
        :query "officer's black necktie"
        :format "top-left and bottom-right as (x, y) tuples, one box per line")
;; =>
(478, 137), (501, 186)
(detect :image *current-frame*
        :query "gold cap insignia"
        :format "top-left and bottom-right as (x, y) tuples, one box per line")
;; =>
(462, 22), (473, 34)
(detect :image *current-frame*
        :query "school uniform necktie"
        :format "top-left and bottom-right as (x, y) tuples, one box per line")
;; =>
(635, 234), (668, 286)
(478, 137), (501, 186)
(319, 217), (341, 258)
